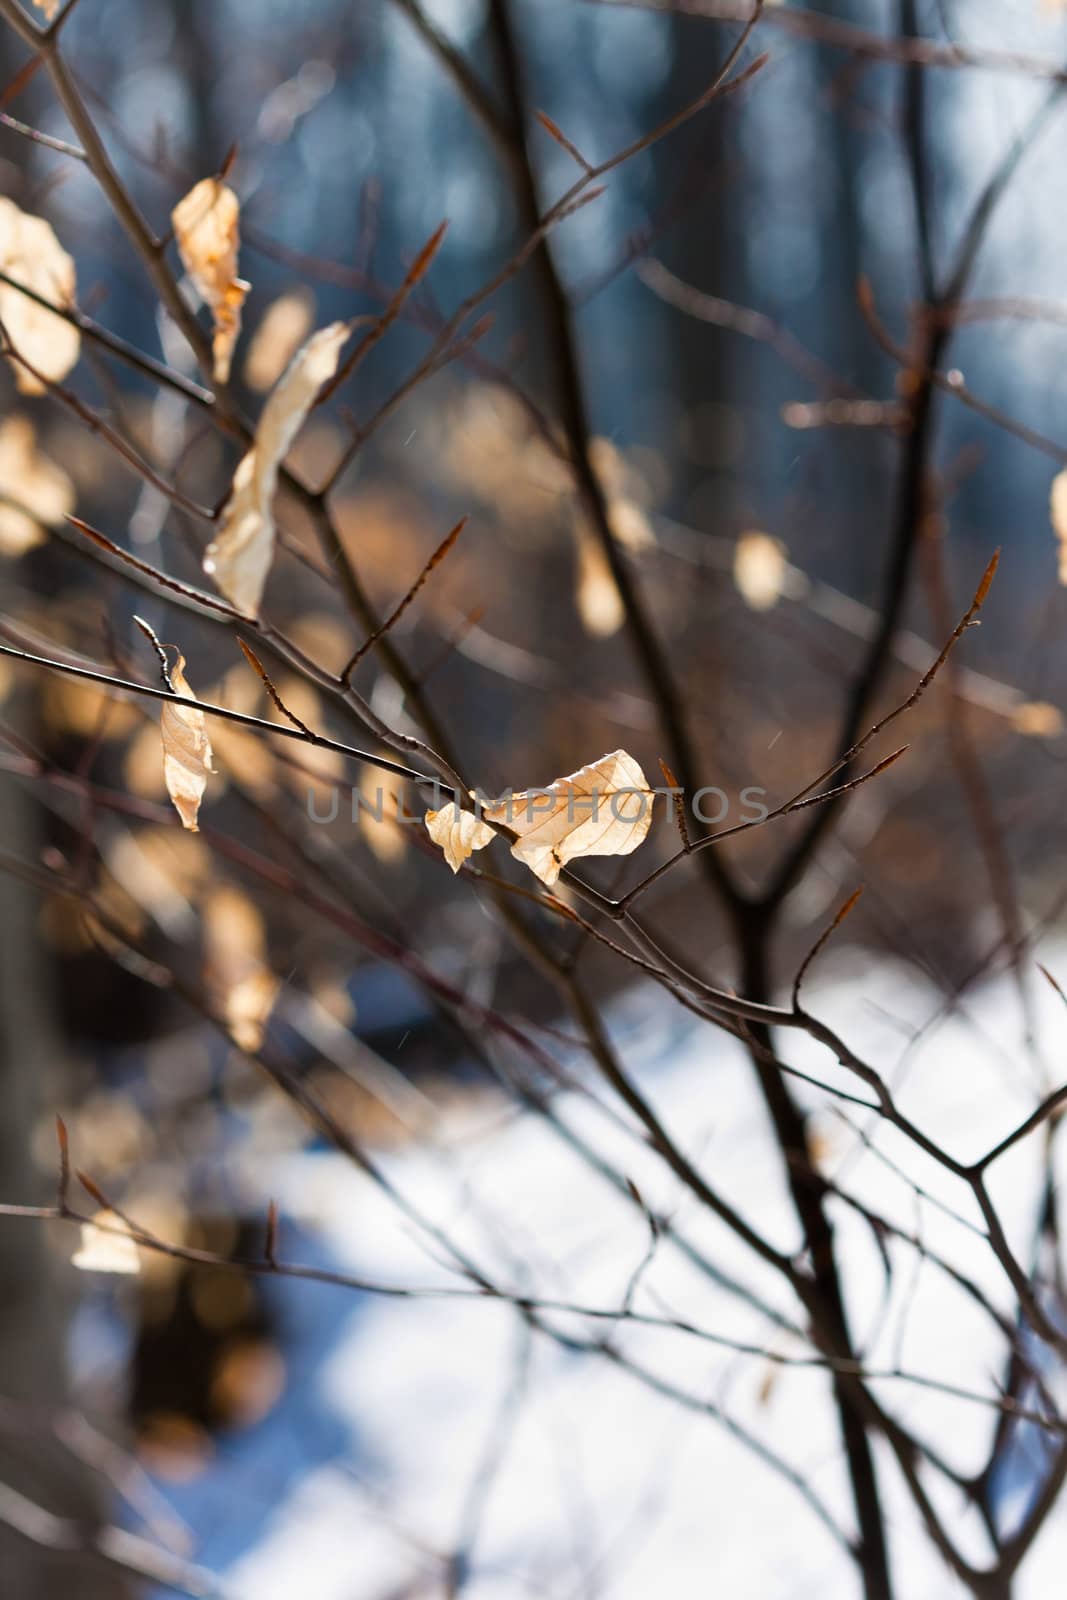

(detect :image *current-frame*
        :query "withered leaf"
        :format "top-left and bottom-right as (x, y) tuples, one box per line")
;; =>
(204, 320), (350, 615)
(171, 177), (250, 384)
(484, 749), (653, 887)
(424, 801), (496, 873)
(161, 653), (214, 832)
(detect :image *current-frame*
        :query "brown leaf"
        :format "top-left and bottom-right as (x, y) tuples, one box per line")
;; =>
(171, 177), (250, 383)
(204, 321), (350, 615)
(484, 749), (653, 887)
(0, 197), (80, 394)
(425, 800), (496, 873)
(161, 654), (214, 832)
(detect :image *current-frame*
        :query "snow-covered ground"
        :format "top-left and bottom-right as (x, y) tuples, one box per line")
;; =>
(191, 946), (1067, 1598)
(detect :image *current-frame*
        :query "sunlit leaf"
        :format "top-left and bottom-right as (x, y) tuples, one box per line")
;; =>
(0, 197), (80, 394)
(484, 749), (653, 887)
(425, 800), (496, 873)
(171, 177), (250, 384)
(204, 320), (349, 615)
(161, 653), (214, 832)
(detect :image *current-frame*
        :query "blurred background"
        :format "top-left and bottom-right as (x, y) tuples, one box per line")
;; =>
(3, 0), (1067, 1595)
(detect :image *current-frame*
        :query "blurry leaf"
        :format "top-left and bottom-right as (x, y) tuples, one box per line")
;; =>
(71, 1210), (141, 1275)
(106, 826), (208, 937)
(45, 675), (138, 739)
(204, 321), (349, 614)
(243, 288), (314, 392)
(0, 415), (74, 555)
(608, 496), (655, 551)
(203, 884), (278, 1051)
(0, 197), (80, 394)
(137, 1414), (214, 1482)
(734, 531), (787, 611)
(161, 653), (214, 832)
(1051, 469), (1067, 584)
(425, 800), (496, 873)
(210, 1337), (286, 1427)
(1013, 700), (1064, 738)
(575, 524), (624, 638)
(267, 674), (343, 799)
(73, 1091), (148, 1177)
(31, 0), (59, 15)
(484, 749), (653, 887)
(360, 766), (408, 864)
(171, 177), (250, 384)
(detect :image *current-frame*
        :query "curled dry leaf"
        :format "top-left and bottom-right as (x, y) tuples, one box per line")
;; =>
(0, 415), (74, 555)
(733, 530), (788, 611)
(171, 177), (250, 384)
(71, 1211), (141, 1275)
(161, 653), (214, 832)
(0, 196), (80, 395)
(486, 749), (653, 887)
(425, 801), (496, 873)
(1050, 469), (1067, 585)
(204, 321), (350, 615)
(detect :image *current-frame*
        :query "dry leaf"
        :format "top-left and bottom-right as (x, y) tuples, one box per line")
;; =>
(171, 178), (250, 383)
(244, 288), (314, 392)
(484, 749), (653, 887)
(31, 0), (59, 16)
(204, 320), (349, 614)
(734, 531), (788, 611)
(72, 1211), (141, 1275)
(0, 415), (74, 554)
(425, 801), (496, 873)
(161, 653), (214, 831)
(0, 196), (80, 394)
(1051, 469), (1067, 584)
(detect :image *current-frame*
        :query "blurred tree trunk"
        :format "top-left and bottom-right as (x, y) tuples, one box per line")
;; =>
(0, 781), (132, 1598)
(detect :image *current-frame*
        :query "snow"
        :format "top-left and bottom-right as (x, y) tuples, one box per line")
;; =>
(221, 950), (1067, 1598)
